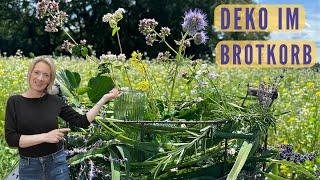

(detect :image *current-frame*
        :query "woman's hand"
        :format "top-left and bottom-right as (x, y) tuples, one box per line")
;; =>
(44, 128), (70, 143)
(103, 88), (120, 101)
(86, 88), (120, 123)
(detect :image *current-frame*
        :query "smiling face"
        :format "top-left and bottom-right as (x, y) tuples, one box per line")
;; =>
(29, 61), (52, 93)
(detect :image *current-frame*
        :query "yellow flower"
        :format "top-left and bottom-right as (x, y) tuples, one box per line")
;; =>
(136, 80), (149, 91)
(131, 50), (142, 60)
(316, 91), (320, 97)
(129, 58), (147, 73)
(129, 58), (139, 66)
(288, 117), (295, 123)
(263, 76), (270, 83)
(310, 107), (317, 112)
(306, 82), (315, 89)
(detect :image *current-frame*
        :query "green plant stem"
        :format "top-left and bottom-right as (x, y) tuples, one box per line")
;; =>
(110, 64), (119, 88)
(144, 66), (162, 98)
(49, 13), (78, 45)
(167, 62), (179, 115)
(116, 27), (130, 89)
(62, 28), (78, 45)
(167, 32), (188, 115)
(123, 65), (132, 89)
(154, 31), (178, 55)
(116, 31), (123, 54)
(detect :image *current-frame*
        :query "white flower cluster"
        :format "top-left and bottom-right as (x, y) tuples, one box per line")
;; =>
(102, 8), (125, 28)
(100, 52), (126, 62)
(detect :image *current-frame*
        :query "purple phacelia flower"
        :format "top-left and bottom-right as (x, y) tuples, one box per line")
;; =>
(88, 159), (96, 180)
(193, 31), (208, 45)
(182, 9), (207, 36)
(305, 152), (316, 161)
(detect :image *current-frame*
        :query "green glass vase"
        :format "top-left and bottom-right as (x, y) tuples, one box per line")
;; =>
(114, 90), (145, 121)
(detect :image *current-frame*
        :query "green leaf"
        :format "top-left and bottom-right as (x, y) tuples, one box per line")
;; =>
(262, 172), (288, 180)
(97, 62), (111, 76)
(112, 27), (120, 36)
(71, 44), (82, 57)
(227, 102), (245, 110)
(76, 87), (90, 95)
(227, 141), (253, 180)
(113, 65), (122, 70)
(87, 76), (114, 103)
(116, 145), (131, 179)
(59, 83), (73, 97)
(65, 70), (81, 89)
(269, 159), (318, 179)
(186, 130), (199, 137)
(116, 145), (131, 163)
(56, 70), (76, 94)
(265, 163), (279, 176)
(81, 46), (88, 57)
(110, 149), (121, 180)
(177, 149), (185, 163)
(68, 147), (106, 166)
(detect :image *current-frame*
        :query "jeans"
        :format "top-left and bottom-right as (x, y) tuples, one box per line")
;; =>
(19, 148), (70, 180)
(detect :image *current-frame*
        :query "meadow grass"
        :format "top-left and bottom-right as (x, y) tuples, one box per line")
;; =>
(0, 56), (318, 178)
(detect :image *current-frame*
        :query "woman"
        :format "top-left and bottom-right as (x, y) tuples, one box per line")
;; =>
(4, 56), (119, 180)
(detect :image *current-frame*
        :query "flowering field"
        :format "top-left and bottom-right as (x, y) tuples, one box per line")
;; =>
(0, 56), (319, 179)
(0, 1), (319, 179)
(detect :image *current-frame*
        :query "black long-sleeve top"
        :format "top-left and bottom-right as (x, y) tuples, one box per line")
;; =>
(4, 93), (90, 157)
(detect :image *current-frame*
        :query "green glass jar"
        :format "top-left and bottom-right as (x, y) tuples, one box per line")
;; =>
(114, 90), (145, 121)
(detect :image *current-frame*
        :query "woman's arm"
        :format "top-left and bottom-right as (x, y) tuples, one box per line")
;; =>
(86, 88), (120, 123)
(19, 128), (70, 148)
(59, 88), (120, 128)
(19, 134), (46, 148)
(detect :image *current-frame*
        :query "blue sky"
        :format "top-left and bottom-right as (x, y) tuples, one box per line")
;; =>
(255, 0), (320, 61)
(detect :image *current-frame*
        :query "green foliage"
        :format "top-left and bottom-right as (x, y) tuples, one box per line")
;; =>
(227, 141), (253, 180)
(71, 45), (91, 58)
(87, 76), (114, 103)
(56, 69), (81, 94)
(269, 159), (318, 179)
(110, 149), (121, 180)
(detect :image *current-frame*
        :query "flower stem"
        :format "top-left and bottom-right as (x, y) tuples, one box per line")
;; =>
(110, 64), (119, 88)
(49, 12), (78, 45)
(116, 31), (123, 54)
(124, 66), (132, 89)
(154, 31), (178, 55)
(63, 28), (78, 45)
(167, 32), (188, 116)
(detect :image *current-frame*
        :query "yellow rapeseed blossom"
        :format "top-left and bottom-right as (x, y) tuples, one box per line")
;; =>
(129, 50), (147, 73)
(306, 82), (315, 89)
(310, 107), (317, 112)
(136, 80), (149, 91)
(316, 91), (320, 97)
(288, 117), (295, 123)
(130, 51), (142, 60)
(129, 58), (139, 66)
(129, 59), (147, 73)
(263, 76), (270, 83)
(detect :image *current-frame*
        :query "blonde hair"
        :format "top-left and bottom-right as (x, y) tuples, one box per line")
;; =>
(27, 56), (56, 94)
